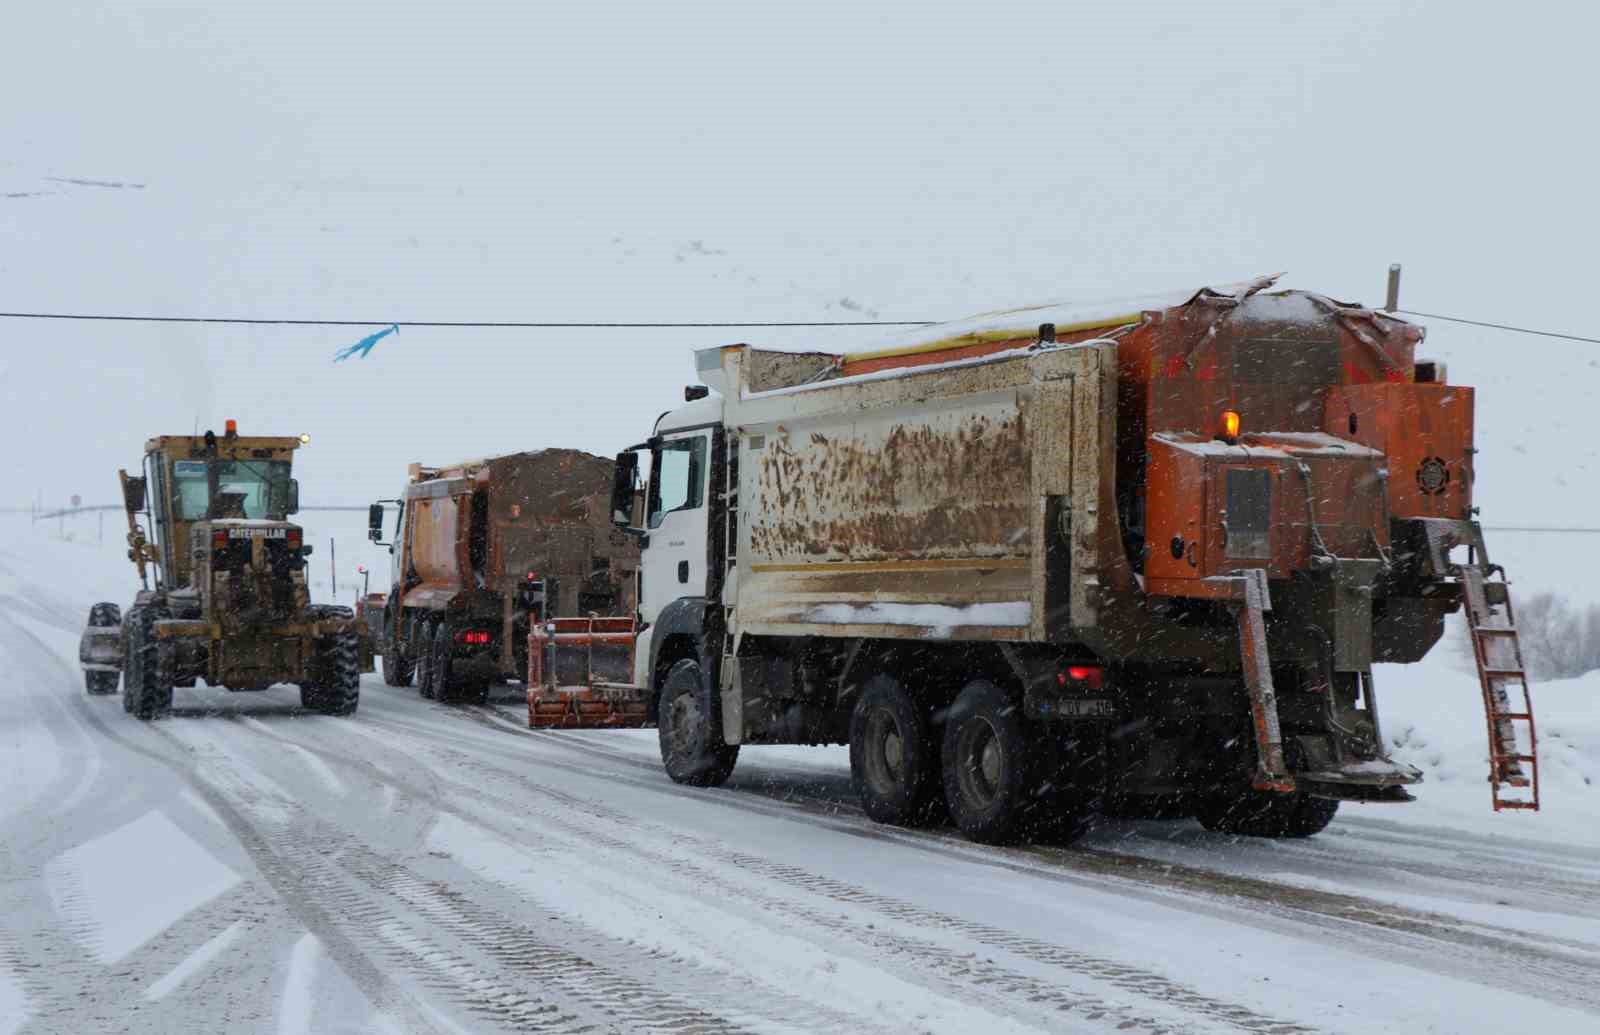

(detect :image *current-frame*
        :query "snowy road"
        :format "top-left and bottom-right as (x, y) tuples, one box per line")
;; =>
(3, 539), (1598, 1034)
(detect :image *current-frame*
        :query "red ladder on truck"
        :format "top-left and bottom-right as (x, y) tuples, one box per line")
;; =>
(1460, 566), (1539, 811)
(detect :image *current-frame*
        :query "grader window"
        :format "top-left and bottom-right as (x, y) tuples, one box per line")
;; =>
(1225, 468), (1272, 560)
(174, 461), (211, 519)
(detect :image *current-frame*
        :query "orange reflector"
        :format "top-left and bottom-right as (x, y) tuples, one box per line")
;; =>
(1219, 410), (1241, 442)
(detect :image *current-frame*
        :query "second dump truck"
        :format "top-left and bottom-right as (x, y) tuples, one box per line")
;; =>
(593, 276), (1537, 843)
(369, 449), (640, 712)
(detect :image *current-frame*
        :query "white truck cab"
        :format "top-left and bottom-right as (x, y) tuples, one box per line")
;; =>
(617, 392), (723, 693)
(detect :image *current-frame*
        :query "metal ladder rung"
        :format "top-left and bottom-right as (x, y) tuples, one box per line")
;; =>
(1474, 626), (1517, 636)
(1481, 668), (1527, 678)
(1492, 712), (1534, 721)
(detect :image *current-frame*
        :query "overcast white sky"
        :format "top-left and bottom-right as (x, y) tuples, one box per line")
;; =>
(2, 0), (1595, 592)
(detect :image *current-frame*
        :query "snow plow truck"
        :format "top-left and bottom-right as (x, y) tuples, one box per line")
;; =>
(588, 275), (1536, 844)
(367, 449), (642, 719)
(79, 423), (372, 719)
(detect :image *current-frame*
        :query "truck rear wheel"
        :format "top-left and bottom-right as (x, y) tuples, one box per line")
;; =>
(658, 658), (738, 786)
(431, 623), (457, 701)
(941, 679), (1044, 844)
(1196, 790), (1339, 838)
(416, 619), (437, 700)
(850, 674), (943, 826)
(381, 606), (414, 687)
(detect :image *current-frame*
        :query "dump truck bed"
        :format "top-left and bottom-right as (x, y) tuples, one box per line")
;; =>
(711, 341), (1116, 645)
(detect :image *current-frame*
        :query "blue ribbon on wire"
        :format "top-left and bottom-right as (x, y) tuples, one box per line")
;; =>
(334, 323), (399, 361)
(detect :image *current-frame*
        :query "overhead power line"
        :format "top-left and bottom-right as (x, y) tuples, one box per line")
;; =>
(0, 311), (934, 328)
(0, 304), (1592, 343)
(1397, 309), (1600, 345)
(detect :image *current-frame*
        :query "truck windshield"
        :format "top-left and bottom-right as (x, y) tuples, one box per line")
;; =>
(174, 459), (293, 519)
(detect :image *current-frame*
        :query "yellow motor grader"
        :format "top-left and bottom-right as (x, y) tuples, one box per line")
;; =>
(78, 422), (372, 718)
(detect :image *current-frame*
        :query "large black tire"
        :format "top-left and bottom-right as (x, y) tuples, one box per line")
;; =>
(124, 608), (172, 721)
(303, 630), (361, 716)
(121, 608), (141, 714)
(416, 619), (438, 700)
(431, 622), (457, 702)
(381, 600), (414, 687)
(658, 658), (738, 787)
(1196, 790), (1340, 838)
(941, 679), (1048, 845)
(849, 674), (943, 827)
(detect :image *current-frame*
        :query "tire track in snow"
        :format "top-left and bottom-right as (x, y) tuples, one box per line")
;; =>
(143, 920), (247, 1001)
(328, 710), (1306, 1035)
(390, 704), (1600, 1016)
(278, 933), (321, 1035)
(228, 713), (939, 1035)
(159, 717), (779, 1035)
(54, 693), (450, 1035)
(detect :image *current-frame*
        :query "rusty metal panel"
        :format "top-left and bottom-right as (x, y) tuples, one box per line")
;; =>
(398, 449), (638, 619)
(719, 343), (1105, 642)
(404, 492), (464, 608)
(1326, 383), (1474, 520)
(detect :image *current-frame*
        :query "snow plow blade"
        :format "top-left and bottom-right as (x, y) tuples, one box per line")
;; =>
(526, 617), (652, 729)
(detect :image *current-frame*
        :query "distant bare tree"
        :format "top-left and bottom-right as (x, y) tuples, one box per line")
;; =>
(1468, 591), (1600, 680)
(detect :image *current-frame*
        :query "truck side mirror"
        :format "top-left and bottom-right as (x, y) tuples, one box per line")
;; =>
(368, 502), (386, 542)
(611, 451), (640, 528)
(286, 478), (300, 515)
(120, 472), (147, 514)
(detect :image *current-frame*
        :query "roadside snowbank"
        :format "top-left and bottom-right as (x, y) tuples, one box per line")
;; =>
(1377, 638), (1598, 843)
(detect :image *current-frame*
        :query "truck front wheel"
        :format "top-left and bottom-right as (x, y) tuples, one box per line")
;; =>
(941, 679), (1043, 844)
(850, 674), (943, 826)
(658, 659), (738, 787)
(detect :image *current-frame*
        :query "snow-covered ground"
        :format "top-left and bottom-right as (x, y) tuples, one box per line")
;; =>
(1, 515), (1597, 1035)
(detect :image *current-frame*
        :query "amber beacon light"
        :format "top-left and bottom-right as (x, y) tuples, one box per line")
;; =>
(1218, 409), (1241, 443)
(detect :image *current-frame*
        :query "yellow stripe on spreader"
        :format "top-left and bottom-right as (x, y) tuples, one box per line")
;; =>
(748, 558), (1029, 575)
(842, 312), (1142, 366)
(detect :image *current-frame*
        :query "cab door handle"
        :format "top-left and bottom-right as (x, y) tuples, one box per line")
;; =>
(677, 561), (689, 583)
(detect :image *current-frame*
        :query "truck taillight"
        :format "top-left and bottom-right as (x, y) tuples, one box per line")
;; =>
(286, 529), (302, 549)
(1058, 665), (1104, 690)
(454, 630), (491, 645)
(212, 529), (228, 549)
